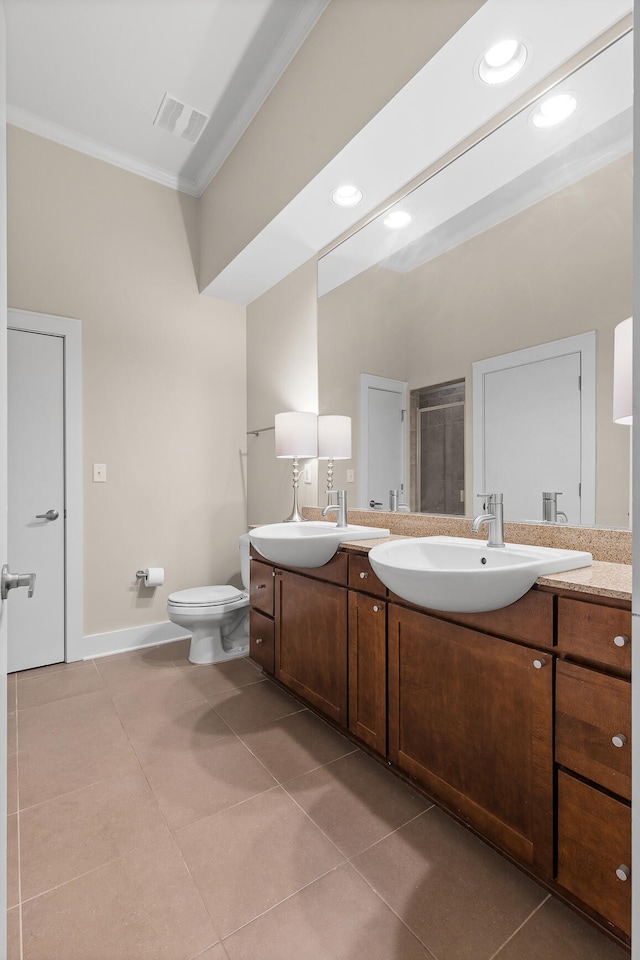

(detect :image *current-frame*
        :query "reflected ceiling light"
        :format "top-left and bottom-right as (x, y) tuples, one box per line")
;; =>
(532, 93), (577, 128)
(384, 210), (412, 229)
(331, 184), (363, 207)
(478, 38), (528, 85)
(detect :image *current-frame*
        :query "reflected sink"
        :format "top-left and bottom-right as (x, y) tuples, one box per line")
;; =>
(368, 536), (592, 613)
(249, 520), (390, 568)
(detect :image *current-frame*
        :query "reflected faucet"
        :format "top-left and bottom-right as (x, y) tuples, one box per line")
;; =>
(542, 491), (568, 524)
(471, 493), (505, 548)
(322, 489), (348, 529)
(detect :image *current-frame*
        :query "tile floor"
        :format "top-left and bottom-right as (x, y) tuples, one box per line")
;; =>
(6, 640), (630, 960)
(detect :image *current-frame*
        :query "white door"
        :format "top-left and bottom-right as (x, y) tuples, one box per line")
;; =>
(483, 353), (582, 522)
(359, 374), (407, 509)
(473, 332), (596, 525)
(7, 329), (65, 671)
(1, 4), (9, 941)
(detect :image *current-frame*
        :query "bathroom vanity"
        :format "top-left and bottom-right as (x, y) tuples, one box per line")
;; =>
(249, 542), (631, 948)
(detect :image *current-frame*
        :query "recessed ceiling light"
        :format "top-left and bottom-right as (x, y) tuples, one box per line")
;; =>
(531, 93), (577, 129)
(331, 185), (363, 207)
(384, 210), (412, 229)
(478, 38), (528, 85)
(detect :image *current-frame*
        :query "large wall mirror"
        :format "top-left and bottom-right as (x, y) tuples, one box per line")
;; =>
(317, 30), (632, 529)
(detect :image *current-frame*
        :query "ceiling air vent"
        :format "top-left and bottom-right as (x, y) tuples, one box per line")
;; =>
(153, 93), (210, 144)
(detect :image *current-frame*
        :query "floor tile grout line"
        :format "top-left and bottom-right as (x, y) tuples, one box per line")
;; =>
(487, 893), (551, 960)
(348, 854), (440, 960)
(218, 863), (349, 942)
(15, 832), (194, 909)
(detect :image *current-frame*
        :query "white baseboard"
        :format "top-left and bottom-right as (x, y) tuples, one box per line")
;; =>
(79, 621), (190, 661)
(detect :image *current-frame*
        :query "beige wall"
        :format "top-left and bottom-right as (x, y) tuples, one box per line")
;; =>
(8, 126), (247, 639)
(319, 154), (633, 528)
(246, 258), (319, 526)
(199, 0), (485, 290)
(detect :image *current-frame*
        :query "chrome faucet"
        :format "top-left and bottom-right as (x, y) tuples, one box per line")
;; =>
(471, 493), (505, 548)
(542, 491), (568, 524)
(322, 489), (348, 529)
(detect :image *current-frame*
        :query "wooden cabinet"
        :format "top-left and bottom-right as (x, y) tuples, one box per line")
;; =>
(388, 603), (553, 874)
(275, 565), (348, 724)
(555, 597), (632, 938)
(249, 543), (632, 944)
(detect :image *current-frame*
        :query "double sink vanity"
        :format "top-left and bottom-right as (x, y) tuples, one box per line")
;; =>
(248, 506), (632, 949)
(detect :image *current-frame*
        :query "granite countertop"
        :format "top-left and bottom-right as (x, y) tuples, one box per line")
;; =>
(338, 537), (632, 603)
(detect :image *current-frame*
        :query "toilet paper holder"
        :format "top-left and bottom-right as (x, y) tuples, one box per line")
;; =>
(136, 567), (164, 587)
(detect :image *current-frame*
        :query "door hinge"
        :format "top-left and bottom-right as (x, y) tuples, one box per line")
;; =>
(578, 375), (582, 391)
(578, 482), (582, 497)
(401, 408), (406, 422)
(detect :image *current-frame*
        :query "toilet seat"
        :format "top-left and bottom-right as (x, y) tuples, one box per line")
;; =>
(168, 585), (245, 607)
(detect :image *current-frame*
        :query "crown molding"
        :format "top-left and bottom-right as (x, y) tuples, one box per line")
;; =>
(7, 105), (200, 196)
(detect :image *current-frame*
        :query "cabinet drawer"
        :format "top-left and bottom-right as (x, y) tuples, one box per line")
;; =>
(556, 661), (630, 800)
(348, 554), (387, 598)
(557, 597), (631, 673)
(250, 559), (274, 616)
(557, 771), (631, 937)
(250, 609), (274, 675)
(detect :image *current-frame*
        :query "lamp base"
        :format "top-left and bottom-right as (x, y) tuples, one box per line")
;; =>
(283, 457), (308, 522)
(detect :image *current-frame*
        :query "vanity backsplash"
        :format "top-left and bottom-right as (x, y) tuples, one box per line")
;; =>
(302, 507), (631, 565)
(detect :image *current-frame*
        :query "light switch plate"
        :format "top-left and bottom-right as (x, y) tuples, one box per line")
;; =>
(93, 463), (107, 483)
(347, 469), (355, 482)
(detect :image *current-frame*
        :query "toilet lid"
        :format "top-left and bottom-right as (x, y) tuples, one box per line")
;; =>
(168, 585), (245, 606)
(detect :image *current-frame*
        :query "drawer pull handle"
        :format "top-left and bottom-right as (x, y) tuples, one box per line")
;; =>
(255, 637), (264, 645)
(373, 605), (381, 613)
(612, 734), (627, 748)
(532, 658), (546, 670)
(616, 864), (631, 882)
(613, 635), (629, 647)
(359, 571), (369, 579)
(256, 584), (266, 590)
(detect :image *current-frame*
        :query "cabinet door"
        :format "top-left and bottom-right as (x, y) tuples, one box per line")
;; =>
(250, 609), (274, 675)
(557, 770), (631, 937)
(276, 570), (347, 724)
(388, 604), (553, 875)
(348, 591), (386, 754)
(250, 558), (274, 616)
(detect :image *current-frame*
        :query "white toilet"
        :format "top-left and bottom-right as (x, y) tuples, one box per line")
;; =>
(167, 533), (251, 664)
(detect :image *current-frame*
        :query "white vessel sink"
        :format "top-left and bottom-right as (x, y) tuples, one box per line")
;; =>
(250, 520), (390, 568)
(368, 536), (592, 613)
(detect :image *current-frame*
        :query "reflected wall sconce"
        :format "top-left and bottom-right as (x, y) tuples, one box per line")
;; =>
(275, 411), (318, 522)
(318, 415), (352, 502)
(613, 317), (632, 425)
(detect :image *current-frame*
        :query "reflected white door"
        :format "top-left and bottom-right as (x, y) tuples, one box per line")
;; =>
(359, 374), (407, 509)
(8, 329), (65, 671)
(474, 332), (596, 525)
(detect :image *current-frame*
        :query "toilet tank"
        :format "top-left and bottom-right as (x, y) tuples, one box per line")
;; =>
(238, 533), (252, 590)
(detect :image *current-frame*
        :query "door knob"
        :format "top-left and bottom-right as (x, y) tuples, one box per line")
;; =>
(35, 509), (59, 521)
(1, 565), (36, 600)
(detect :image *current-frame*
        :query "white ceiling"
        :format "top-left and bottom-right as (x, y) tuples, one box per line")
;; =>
(4, 0), (329, 197)
(4, 0), (633, 305)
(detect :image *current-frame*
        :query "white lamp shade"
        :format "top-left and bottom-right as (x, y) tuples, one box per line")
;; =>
(318, 415), (352, 459)
(613, 317), (632, 425)
(274, 411), (318, 458)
